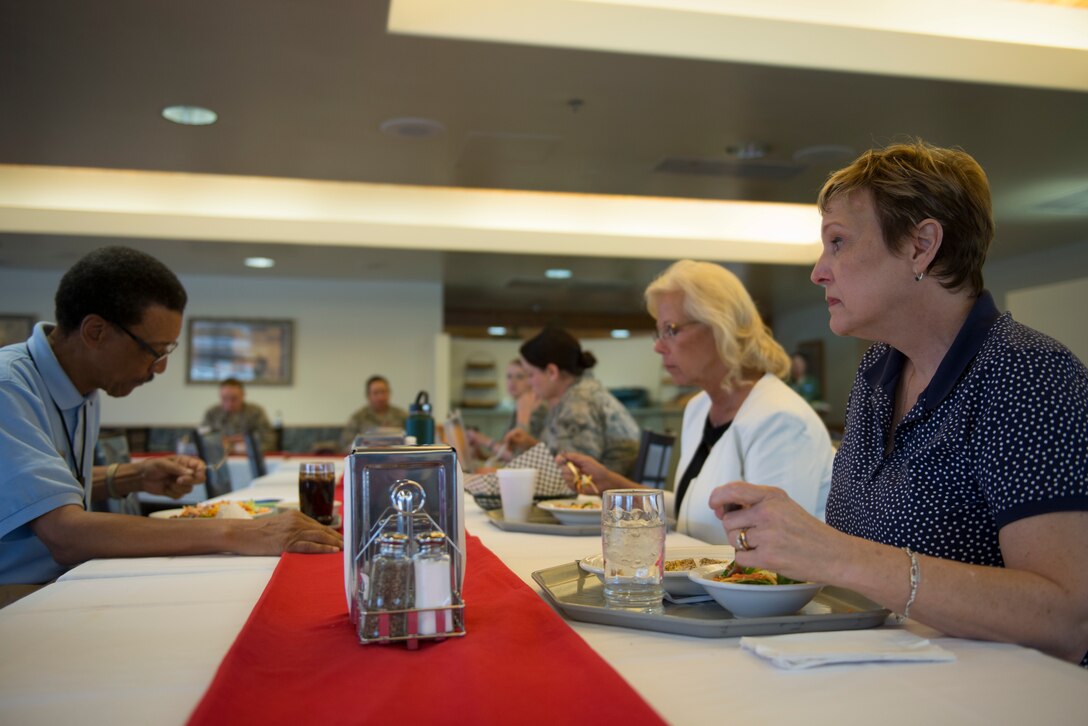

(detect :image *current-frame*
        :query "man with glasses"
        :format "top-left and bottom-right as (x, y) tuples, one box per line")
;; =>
(0, 246), (341, 604)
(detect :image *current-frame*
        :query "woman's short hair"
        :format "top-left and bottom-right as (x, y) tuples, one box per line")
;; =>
(645, 260), (789, 390)
(817, 139), (994, 295)
(54, 246), (187, 333)
(520, 327), (597, 376)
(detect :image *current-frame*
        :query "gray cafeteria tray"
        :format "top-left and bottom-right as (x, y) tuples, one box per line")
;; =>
(532, 561), (890, 638)
(486, 508), (601, 536)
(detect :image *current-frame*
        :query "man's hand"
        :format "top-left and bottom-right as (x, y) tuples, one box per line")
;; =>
(235, 510), (344, 555)
(138, 455), (206, 499)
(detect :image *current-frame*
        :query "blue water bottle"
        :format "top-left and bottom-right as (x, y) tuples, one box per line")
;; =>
(406, 391), (435, 445)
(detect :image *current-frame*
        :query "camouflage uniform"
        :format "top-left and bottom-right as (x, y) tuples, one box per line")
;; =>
(201, 402), (276, 452)
(543, 375), (640, 477)
(339, 405), (409, 450)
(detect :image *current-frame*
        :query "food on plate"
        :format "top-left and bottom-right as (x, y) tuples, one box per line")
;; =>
(664, 556), (730, 572)
(551, 499), (602, 510)
(711, 563), (804, 586)
(172, 500), (271, 519)
(565, 461), (598, 495)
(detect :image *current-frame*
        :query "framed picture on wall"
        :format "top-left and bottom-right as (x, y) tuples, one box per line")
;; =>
(0, 315), (36, 348)
(186, 318), (294, 385)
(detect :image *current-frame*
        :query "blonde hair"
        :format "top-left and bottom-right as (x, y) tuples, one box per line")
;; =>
(645, 260), (790, 391)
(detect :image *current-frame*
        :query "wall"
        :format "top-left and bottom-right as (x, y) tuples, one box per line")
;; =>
(0, 268), (443, 427)
(1007, 277), (1088, 363)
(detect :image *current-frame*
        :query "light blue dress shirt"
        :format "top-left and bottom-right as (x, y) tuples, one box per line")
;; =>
(0, 323), (99, 584)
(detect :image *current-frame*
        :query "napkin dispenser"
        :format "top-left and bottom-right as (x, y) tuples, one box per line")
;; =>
(344, 444), (466, 646)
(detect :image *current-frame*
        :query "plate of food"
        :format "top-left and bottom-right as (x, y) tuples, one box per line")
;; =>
(149, 500), (277, 520)
(536, 497), (603, 525)
(688, 562), (822, 617)
(579, 546), (733, 596)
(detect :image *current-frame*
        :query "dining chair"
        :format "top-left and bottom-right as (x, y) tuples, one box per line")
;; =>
(193, 430), (233, 498)
(244, 430), (268, 479)
(630, 430), (676, 490)
(93, 431), (142, 515)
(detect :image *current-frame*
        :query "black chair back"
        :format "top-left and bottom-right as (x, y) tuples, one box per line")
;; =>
(194, 431), (233, 498)
(244, 430), (268, 479)
(631, 430), (676, 490)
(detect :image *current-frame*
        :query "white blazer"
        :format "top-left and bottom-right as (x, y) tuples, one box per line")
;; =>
(672, 373), (833, 544)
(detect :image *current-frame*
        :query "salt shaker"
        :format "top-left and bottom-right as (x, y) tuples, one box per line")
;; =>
(412, 531), (453, 635)
(364, 531), (413, 639)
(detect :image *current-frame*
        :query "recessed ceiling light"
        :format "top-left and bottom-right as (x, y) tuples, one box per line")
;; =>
(244, 257), (275, 269)
(725, 141), (769, 160)
(487, 326), (507, 336)
(379, 117), (445, 138)
(162, 105), (218, 126)
(610, 329), (631, 339)
(545, 268), (572, 280)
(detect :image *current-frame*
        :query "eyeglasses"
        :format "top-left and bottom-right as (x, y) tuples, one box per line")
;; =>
(651, 320), (701, 343)
(111, 321), (178, 364)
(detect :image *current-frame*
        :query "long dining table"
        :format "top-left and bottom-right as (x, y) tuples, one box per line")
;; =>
(1, 465), (1085, 725)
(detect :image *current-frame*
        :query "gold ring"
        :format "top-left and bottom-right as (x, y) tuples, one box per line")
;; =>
(737, 528), (753, 552)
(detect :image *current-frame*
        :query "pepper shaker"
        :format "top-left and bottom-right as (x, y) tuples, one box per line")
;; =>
(364, 531), (413, 639)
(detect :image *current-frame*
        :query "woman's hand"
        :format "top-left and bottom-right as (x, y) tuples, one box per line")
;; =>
(556, 451), (631, 493)
(709, 481), (849, 584)
(501, 428), (538, 455)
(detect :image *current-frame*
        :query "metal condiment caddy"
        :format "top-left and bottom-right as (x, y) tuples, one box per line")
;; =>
(343, 444), (466, 647)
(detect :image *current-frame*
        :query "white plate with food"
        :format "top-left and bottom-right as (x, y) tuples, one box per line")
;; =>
(579, 545), (734, 596)
(149, 499), (278, 520)
(688, 563), (822, 617)
(536, 497), (603, 525)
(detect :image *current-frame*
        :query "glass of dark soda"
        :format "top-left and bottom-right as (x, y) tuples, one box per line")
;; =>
(298, 461), (337, 525)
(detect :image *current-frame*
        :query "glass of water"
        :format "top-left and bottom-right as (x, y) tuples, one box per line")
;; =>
(601, 489), (666, 611)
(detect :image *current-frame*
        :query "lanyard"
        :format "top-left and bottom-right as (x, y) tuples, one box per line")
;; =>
(52, 398), (89, 489)
(26, 345), (91, 491)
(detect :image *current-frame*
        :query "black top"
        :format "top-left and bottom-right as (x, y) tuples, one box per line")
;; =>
(674, 417), (732, 515)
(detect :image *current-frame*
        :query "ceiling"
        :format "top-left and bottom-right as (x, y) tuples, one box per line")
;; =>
(2, 0), (1087, 335)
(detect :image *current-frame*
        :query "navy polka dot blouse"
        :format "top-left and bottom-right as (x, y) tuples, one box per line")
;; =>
(827, 292), (1088, 665)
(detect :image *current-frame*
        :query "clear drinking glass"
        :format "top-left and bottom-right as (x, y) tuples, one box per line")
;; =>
(601, 489), (666, 611)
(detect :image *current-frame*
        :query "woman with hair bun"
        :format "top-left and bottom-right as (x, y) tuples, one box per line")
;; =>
(502, 328), (641, 477)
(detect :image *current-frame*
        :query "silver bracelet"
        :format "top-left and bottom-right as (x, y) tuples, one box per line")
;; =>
(901, 547), (920, 620)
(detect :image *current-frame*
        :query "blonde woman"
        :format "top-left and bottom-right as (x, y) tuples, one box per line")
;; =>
(560, 260), (833, 544)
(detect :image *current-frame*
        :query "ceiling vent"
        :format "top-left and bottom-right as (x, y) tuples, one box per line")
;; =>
(654, 156), (805, 180)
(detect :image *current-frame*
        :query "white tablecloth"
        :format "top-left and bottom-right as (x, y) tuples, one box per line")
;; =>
(1, 470), (1085, 726)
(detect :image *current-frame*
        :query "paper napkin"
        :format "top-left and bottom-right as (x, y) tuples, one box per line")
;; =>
(740, 629), (956, 669)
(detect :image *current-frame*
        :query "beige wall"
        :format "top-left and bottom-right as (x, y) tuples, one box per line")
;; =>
(0, 268), (442, 427)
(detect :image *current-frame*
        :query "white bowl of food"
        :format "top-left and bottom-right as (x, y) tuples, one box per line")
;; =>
(536, 497), (602, 525)
(579, 546), (733, 596)
(688, 563), (822, 617)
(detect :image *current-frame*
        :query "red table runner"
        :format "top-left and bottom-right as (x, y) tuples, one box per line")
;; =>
(187, 535), (666, 725)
